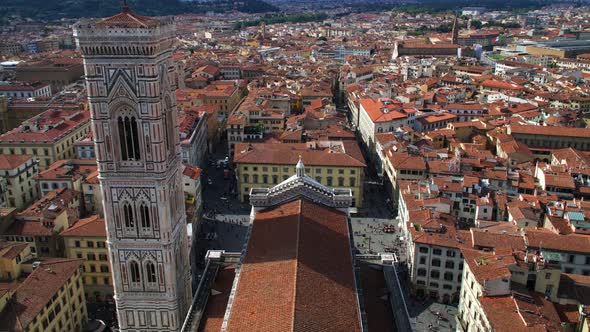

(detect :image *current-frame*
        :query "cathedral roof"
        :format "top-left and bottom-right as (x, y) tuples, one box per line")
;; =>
(225, 199), (361, 332)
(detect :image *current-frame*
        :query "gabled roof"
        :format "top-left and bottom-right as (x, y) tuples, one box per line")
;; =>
(0, 258), (83, 331)
(96, 7), (160, 28)
(0, 154), (32, 170)
(226, 199), (361, 332)
(60, 215), (106, 238)
(233, 141), (366, 168)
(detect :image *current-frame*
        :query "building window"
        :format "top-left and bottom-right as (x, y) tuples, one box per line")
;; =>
(445, 261), (455, 269)
(164, 107), (175, 156)
(146, 261), (157, 283)
(444, 272), (454, 281)
(74, 241), (80, 248)
(123, 203), (135, 228)
(117, 115), (140, 161)
(100, 265), (109, 273)
(417, 268), (426, 276)
(419, 247), (429, 254)
(350, 177), (355, 187)
(430, 270), (440, 279)
(130, 261), (141, 283)
(87, 241), (94, 248)
(446, 250), (456, 257)
(140, 202), (150, 228)
(338, 177), (344, 187)
(327, 177), (333, 186)
(433, 248), (442, 255)
(432, 259), (441, 267)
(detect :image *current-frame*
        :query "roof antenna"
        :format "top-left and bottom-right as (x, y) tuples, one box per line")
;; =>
(122, 0), (130, 13)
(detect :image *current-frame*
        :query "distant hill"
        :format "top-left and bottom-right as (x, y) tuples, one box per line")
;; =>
(0, 0), (278, 21)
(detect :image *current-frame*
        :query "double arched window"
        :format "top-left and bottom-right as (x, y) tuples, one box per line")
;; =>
(146, 261), (157, 284)
(117, 113), (140, 161)
(140, 202), (150, 228)
(130, 261), (141, 283)
(123, 202), (135, 228)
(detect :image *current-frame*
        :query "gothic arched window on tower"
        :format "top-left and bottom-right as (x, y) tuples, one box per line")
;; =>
(130, 261), (141, 284)
(123, 202), (135, 229)
(118, 115), (141, 161)
(146, 261), (157, 284)
(140, 202), (150, 229)
(163, 108), (175, 156)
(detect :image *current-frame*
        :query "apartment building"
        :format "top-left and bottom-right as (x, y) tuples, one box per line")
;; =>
(509, 124), (590, 151)
(0, 109), (92, 169)
(0, 81), (52, 98)
(233, 141), (366, 207)
(61, 215), (112, 302)
(2, 187), (80, 257)
(36, 159), (97, 197)
(0, 154), (39, 210)
(357, 98), (414, 165)
(0, 258), (88, 332)
(178, 111), (208, 167)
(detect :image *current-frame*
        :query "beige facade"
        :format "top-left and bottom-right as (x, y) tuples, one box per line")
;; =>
(0, 110), (91, 170)
(62, 216), (112, 302)
(236, 162), (364, 207)
(0, 154), (39, 210)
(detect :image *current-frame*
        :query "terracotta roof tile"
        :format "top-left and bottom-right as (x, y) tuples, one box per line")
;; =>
(0, 258), (83, 331)
(60, 215), (106, 238)
(227, 199), (361, 332)
(0, 154), (33, 170)
(233, 141), (366, 168)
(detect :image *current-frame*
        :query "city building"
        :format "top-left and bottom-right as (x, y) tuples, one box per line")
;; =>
(36, 159), (97, 197)
(0, 81), (52, 99)
(226, 88), (292, 153)
(357, 98), (412, 162)
(196, 81), (241, 117)
(61, 215), (113, 302)
(508, 124), (590, 151)
(73, 130), (95, 159)
(0, 258), (88, 332)
(233, 141), (366, 207)
(178, 110), (208, 167)
(393, 42), (461, 59)
(74, 6), (192, 331)
(0, 154), (39, 210)
(0, 109), (92, 169)
(2, 187), (80, 257)
(15, 58), (84, 93)
(0, 239), (33, 281)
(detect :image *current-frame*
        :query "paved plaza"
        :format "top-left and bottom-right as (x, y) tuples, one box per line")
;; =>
(351, 217), (406, 258)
